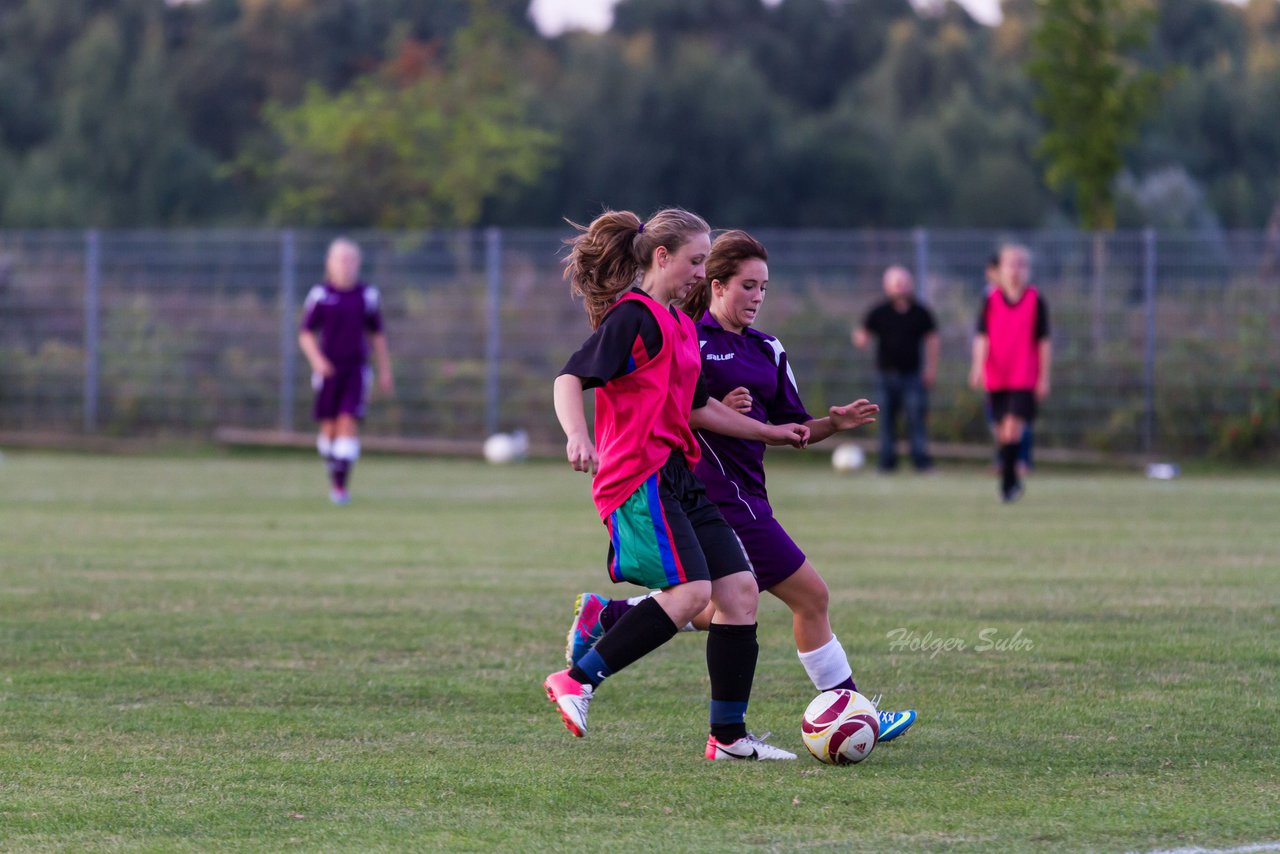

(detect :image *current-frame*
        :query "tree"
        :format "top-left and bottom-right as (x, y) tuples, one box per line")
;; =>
(0, 0), (222, 225)
(1029, 0), (1165, 228)
(248, 4), (556, 228)
(1, 5), (220, 225)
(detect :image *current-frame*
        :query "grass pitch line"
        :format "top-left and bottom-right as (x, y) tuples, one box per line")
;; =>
(1131, 842), (1280, 854)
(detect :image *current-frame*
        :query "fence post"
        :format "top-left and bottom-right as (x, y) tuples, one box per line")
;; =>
(1091, 232), (1107, 353)
(913, 227), (930, 302)
(83, 229), (100, 434)
(279, 229), (297, 433)
(483, 227), (502, 437)
(1142, 228), (1157, 456)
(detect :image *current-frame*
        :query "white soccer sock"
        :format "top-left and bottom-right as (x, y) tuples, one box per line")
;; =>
(332, 436), (360, 461)
(316, 434), (333, 459)
(797, 634), (853, 692)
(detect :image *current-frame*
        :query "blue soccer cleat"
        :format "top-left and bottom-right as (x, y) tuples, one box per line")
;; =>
(564, 592), (608, 667)
(876, 709), (917, 743)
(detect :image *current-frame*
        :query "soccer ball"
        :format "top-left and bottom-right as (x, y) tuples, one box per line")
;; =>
(831, 442), (865, 473)
(483, 431), (528, 464)
(801, 689), (879, 765)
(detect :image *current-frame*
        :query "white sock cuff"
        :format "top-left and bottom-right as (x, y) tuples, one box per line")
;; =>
(317, 434), (333, 457)
(332, 437), (360, 461)
(797, 634), (853, 692)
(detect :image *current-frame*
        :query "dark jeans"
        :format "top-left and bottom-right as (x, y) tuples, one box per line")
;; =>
(877, 371), (932, 471)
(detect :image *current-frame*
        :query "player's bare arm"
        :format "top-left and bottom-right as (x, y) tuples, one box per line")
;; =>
(1036, 339), (1053, 401)
(553, 373), (597, 474)
(371, 333), (393, 395)
(298, 330), (333, 377)
(922, 331), (940, 389)
(969, 334), (988, 389)
(691, 397), (809, 448)
(798, 399), (878, 445)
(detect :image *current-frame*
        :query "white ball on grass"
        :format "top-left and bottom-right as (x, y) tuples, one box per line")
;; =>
(483, 432), (527, 465)
(831, 442), (865, 473)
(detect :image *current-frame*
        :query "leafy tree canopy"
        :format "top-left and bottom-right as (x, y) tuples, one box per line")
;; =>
(0, 0), (1274, 228)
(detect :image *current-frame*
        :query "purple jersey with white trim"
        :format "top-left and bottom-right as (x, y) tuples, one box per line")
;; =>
(693, 312), (812, 527)
(301, 282), (383, 365)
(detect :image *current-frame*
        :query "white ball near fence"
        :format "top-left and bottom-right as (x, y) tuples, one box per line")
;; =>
(483, 430), (528, 465)
(831, 443), (866, 473)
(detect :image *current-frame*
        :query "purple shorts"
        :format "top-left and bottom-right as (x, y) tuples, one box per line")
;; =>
(734, 515), (807, 591)
(313, 363), (370, 421)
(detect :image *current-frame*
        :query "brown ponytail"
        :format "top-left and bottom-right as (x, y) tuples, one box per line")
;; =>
(564, 207), (710, 328)
(682, 229), (768, 321)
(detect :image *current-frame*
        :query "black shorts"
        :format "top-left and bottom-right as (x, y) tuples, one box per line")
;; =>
(988, 390), (1038, 423)
(604, 452), (754, 589)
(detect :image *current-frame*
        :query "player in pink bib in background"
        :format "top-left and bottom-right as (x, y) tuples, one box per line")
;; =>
(969, 244), (1052, 502)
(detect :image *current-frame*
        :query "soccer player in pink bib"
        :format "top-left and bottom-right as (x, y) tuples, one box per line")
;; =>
(545, 210), (810, 760)
(969, 244), (1052, 502)
(564, 230), (917, 743)
(298, 238), (393, 505)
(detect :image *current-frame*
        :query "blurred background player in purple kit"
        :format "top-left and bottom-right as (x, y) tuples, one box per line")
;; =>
(854, 265), (939, 473)
(298, 238), (393, 504)
(565, 230), (917, 743)
(969, 244), (1051, 502)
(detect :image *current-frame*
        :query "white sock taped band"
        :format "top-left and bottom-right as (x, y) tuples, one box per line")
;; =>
(332, 437), (360, 461)
(797, 634), (853, 692)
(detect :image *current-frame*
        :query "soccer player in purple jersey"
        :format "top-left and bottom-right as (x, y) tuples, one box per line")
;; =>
(298, 238), (393, 505)
(564, 230), (918, 742)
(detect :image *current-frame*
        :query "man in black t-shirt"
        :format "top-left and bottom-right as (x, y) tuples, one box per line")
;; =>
(853, 266), (939, 472)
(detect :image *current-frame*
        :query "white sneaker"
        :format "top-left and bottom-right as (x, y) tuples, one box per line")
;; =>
(705, 731), (797, 760)
(544, 669), (593, 737)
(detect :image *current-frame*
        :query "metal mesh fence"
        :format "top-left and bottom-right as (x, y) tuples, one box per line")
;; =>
(1, 228), (1277, 457)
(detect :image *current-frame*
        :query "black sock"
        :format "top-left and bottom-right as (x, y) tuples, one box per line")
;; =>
(329, 457), (351, 490)
(707, 622), (758, 744)
(569, 596), (677, 684)
(999, 443), (1019, 492)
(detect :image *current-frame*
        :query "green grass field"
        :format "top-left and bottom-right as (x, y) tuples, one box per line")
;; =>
(1, 452), (1277, 853)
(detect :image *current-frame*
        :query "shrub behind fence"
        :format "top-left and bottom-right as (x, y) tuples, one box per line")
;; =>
(1, 228), (1277, 459)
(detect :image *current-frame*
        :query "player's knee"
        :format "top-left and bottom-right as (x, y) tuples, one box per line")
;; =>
(711, 572), (759, 623)
(668, 580), (711, 624)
